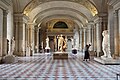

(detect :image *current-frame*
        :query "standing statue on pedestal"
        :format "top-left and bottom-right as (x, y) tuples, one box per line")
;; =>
(45, 37), (50, 52)
(11, 37), (15, 54)
(2, 37), (17, 63)
(101, 30), (112, 59)
(58, 35), (67, 52)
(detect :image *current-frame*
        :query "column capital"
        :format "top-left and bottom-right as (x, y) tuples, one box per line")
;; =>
(114, 10), (119, 17)
(27, 22), (37, 26)
(3, 10), (8, 16)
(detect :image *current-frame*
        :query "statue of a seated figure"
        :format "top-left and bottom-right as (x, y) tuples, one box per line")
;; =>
(101, 30), (112, 59)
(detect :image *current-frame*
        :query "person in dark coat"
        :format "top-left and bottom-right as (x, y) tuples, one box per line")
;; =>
(83, 44), (91, 61)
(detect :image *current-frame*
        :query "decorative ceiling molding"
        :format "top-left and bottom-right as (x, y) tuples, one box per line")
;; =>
(23, 0), (98, 16)
(107, 0), (120, 6)
(33, 7), (88, 22)
(0, 0), (12, 6)
(35, 14), (84, 28)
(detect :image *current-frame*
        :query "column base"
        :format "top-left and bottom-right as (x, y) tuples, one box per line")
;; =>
(45, 49), (50, 53)
(94, 57), (120, 64)
(14, 51), (26, 56)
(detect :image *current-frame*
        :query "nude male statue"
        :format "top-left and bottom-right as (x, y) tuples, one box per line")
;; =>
(101, 30), (112, 59)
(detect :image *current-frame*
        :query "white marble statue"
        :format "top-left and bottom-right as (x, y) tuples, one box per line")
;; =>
(45, 37), (50, 49)
(101, 30), (112, 59)
(11, 37), (15, 54)
(58, 35), (66, 52)
(2, 37), (18, 63)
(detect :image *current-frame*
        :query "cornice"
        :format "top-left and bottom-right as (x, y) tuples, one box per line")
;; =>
(107, 0), (120, 6)
(0, 0), (8, 10)
(0, 0), (12, 6)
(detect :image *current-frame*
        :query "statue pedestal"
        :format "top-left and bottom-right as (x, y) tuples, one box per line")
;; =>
(45, 47), (50, 53)
(53, 52), (68, 59)
(1, 55), (18, 64)
(94, 57), (120, 64)
(72, 48), (77, 54)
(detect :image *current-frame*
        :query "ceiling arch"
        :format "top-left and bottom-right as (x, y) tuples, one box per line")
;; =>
(24, 0), (98, 16)
(33, 7), (87, 25)
(32, 7), (88, 21)
(35, 14), (84, 29)
(28, 1), (93, 21)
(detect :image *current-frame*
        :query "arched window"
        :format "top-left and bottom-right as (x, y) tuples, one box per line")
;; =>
(53, 21), (68, 29)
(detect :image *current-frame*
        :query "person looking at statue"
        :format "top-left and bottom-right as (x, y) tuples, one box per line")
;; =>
(83, 44), (91, 61)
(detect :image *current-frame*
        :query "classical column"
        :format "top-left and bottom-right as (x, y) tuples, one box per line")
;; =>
(54, 36), (57, 51)
(36, 27), (40, 53)
(91, 25), (94, 50)
(25, 24), (28, 55)
(114, 10), (119, 56)
(87, 23), (93, 51)
(96, 20), (102, 57)
(118, 10), (120, 56)
(83, 28), (87, 48)
(0, 9), (3, 57)
(14, 14), (29, 56)
(23, 23), (26, 55)
(79, 29), (83, 51)
(28, 23), (35, 55)
(93, 25), (97, 52)
(108, 5), (114, 56)
(96, 18), (102, 57)
(18, 21), (25, 56)
(2, 10), (8, 56)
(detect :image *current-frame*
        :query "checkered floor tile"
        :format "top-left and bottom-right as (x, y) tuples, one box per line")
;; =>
(0, 53), (120, 80)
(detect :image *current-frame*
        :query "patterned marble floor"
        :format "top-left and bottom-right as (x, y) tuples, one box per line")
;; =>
(0, 53), (120, 80)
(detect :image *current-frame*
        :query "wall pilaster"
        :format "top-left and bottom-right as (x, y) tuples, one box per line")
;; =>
(114, 10), (119, 56)
(2, 10), (8, 56)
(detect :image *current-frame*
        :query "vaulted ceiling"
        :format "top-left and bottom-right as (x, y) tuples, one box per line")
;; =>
(12, 0), (109, 28)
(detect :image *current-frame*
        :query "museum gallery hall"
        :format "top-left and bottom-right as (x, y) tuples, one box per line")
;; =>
(0, 0), (120, 80)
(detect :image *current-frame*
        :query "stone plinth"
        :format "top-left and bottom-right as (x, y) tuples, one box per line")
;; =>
(45, 47), (50, 53)
(45, 49), (50, 53)
(53, 52), (68, 59)
(72, 49), (77, 54)
(1, 55), (18, 64)
(94, 57), (120, 64)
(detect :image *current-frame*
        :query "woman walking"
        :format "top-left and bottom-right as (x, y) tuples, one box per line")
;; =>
(83, 44), (91, 61)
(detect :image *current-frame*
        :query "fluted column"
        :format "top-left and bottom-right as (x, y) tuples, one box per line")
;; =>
(25, 24), (28, 55)
(14, 14), (28, 56)
(36, 27), (40, 53)
(93, 25), (97, 52)
(0, 9), (3, 57)
(54, 36), (57, 51)
(118, 10), (120, 56)
(87, 23), (93, 51)
(2, 10), (8, 56)
(79, 29), (83, 51)
(91, 25), (94, 50)
(17, 21), (25, 56)
(28, 23), (35, 55)
(83, 28), (87, 48)
(22, 23), (26, 55)
(114, 10), (119, 56)
(96, 18), (102, 57)
(108, 5), (114, 56)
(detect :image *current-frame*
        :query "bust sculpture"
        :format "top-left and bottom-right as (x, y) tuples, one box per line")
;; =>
(101, 30), (112, 59)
